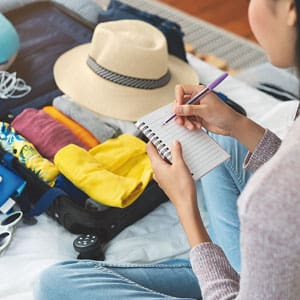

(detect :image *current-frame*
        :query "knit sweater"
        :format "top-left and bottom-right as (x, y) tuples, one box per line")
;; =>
(190, 116), (300, 300)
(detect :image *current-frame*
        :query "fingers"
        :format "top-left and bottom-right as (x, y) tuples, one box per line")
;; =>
(170, 140), (182, 163)
(147, 140), (184, 167)
(146, 142), (169, 168)
(152, 173), (157, 182)
(146, 142), (160, 163)
(170, 140), (188, 169)
(176, 115), (202, 130)
(183, 118), (196, 130)
(175, 84), (205, 105)
(175, 85), (188, 106)
(174, 85), (205, 126)
(175, 104), (207, 117)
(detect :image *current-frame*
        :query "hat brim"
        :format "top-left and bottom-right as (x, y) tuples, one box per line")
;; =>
(54, 44), (199, 121)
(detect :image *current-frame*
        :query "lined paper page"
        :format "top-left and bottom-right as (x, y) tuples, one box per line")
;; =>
(136, 103), (230, 180)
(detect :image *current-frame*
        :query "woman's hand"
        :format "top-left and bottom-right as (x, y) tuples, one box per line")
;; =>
(174, 84), (243, 136)
(174, 84), (266, 153)
(146, 140), (197, 214)
(146, 141), (211, 247)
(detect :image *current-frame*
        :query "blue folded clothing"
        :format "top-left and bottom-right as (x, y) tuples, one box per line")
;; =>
(98, 0), (187, 62)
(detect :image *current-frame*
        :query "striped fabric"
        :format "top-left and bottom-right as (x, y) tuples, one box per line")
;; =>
(87, 56), (171, 89)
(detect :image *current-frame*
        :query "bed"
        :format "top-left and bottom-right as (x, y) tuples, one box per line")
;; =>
(0, 1), (299, 299)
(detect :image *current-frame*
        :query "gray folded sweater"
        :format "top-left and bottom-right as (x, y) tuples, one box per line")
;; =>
(53, 95), (140, 142)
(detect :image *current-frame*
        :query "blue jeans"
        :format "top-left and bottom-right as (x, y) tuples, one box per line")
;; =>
(34, 259), (201, 300)
(200, 133), (251, 273)
(34, 135), (249, 299)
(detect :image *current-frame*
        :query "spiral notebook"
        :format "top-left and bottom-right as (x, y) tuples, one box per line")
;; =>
(135, 103), (230, 180)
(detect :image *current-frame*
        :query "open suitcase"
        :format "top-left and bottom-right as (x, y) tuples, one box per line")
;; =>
(1, 1), (168, 248)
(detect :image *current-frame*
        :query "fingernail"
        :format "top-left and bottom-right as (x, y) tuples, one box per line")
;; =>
(187, 124), (193, 130)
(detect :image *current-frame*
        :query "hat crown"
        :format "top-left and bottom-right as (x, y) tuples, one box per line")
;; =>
(89, 20), (169, 80)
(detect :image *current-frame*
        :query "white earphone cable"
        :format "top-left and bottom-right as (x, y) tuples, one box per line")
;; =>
(0, 71), (31, 99)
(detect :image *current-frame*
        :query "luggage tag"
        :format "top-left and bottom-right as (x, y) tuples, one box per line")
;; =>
(0, 164), (26, 213)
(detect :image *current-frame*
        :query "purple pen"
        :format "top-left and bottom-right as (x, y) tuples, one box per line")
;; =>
(162, 72), (229, 126)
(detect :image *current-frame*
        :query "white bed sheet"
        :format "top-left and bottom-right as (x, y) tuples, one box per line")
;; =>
(0, 54), (298, 300)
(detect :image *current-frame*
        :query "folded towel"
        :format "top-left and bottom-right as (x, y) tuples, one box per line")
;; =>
(43, 106), (100, 148)
(11, 108), (88, 161)
(54, 134), (152, 208)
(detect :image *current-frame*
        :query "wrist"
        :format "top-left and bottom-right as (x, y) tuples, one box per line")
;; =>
(176, 203), (211, 247)
(229, 113), (247, 138)
(230, 116), (265, 153)
(175, 194), (198, 219)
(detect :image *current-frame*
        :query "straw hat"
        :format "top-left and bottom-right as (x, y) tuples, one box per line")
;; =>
(54, 20), (199, 121)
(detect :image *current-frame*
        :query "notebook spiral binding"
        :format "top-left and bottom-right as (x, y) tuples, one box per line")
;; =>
(136, 121), (172, 162)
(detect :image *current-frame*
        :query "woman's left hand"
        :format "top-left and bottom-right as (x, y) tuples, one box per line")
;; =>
(146, 140), (211, 247)
(146, 140), (197, 215)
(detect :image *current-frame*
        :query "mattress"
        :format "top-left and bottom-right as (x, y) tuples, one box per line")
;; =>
(1, 54), (298, 300)
(0, 1), (299, 299)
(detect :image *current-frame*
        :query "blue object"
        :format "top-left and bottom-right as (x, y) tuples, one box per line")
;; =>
(0, 150), (66, 217)
(199, 133), (252, 273)
(0, 164), (26, 212)
(34, 259), (202, 299)
(0, 13), (20, 65)
(25, 187), (67, 217)
(214, 91), (247, 116)
(55, 174), (87, 207)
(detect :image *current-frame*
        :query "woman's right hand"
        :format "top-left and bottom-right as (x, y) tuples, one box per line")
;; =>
(174, 84), (244, 137)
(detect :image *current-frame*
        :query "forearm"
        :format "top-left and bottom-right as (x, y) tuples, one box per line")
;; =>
(179, 201), (240, 299)
(176, 201), (211, 248)
(230, 115), (265, 153)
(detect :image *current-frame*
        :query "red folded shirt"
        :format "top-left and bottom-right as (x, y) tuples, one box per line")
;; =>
(12, 108), (88, 161)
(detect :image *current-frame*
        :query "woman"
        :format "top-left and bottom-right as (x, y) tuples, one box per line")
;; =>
(34, 0), (300, 299)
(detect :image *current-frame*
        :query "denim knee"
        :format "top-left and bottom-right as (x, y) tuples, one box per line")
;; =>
(34, 260), (79, 300)
(208, 133), (238, 155)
